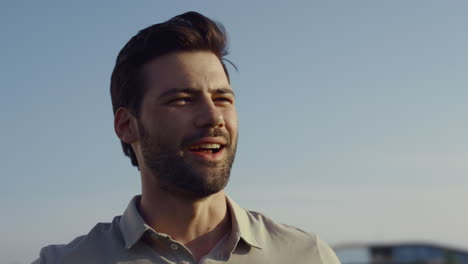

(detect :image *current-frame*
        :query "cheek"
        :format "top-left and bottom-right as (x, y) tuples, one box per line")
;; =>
(156, 108), (192, 128)
(224, 111), (239, 134)
(140, 116), (183, 142)
(158, 116), (195, 146)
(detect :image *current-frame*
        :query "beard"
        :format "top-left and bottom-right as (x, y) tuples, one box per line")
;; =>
(138, 120), (237, 200)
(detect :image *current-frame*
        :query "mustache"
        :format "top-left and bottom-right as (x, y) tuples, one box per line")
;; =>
(183, 128), (230, 146)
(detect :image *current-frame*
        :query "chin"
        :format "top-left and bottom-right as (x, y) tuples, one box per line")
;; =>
(161, 184), (225, 201)
(160, 170), (230, 201)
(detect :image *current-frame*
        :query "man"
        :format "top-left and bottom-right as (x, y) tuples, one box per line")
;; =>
(34, 11), (340, 264)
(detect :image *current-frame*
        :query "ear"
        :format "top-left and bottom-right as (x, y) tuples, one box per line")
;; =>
(114, 107), (139, 144)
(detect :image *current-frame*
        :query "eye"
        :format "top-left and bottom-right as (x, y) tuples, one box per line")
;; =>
(168, 97), (192, 105)
(213, 96), (234, 105)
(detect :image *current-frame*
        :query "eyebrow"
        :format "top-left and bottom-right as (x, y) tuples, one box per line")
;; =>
(158, 87), (235, 100)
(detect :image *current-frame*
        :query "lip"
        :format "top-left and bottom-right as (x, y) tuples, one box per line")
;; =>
(188, 137), (227, 146)
(186, 137), (227, 162)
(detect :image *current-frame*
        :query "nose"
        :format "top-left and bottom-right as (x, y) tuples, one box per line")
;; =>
(194, 98), (225, 128)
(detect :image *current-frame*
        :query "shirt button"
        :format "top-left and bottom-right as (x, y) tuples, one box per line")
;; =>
(170, 243), (179, 250)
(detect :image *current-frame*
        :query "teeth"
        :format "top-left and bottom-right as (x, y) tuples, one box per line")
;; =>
(190, 144), (221, 150)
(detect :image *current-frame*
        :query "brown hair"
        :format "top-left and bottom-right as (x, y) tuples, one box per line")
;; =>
(110, 11), (232, 167)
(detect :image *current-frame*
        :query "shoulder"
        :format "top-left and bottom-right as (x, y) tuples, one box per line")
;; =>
(34, 217), (124, 264)
(245, 210), (341, 264)
(246, 210), (313, 241)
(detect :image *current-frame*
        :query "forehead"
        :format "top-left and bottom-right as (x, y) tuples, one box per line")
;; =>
(143, 51), (230, 95)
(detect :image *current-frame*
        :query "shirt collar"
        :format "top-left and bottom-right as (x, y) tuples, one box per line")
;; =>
(119, 195), (262, 250)
(119, 196), (152, 249)
(226, 196), (262, 249)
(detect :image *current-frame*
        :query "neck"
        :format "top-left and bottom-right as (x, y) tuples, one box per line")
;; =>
(139, 175), (230, 261)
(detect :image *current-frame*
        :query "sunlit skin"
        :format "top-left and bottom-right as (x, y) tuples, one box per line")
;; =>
(114, 51), (238, 261)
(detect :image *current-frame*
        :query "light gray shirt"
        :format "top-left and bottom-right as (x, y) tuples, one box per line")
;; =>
(33, 196), (341, 264)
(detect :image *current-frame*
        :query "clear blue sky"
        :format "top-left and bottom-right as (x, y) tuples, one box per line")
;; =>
(2, 1), (468, 263)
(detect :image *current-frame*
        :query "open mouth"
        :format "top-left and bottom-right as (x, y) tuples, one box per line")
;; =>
(189, 143), (224, 154)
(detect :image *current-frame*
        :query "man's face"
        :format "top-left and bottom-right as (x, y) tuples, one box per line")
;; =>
(136, 51), (238, 199)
